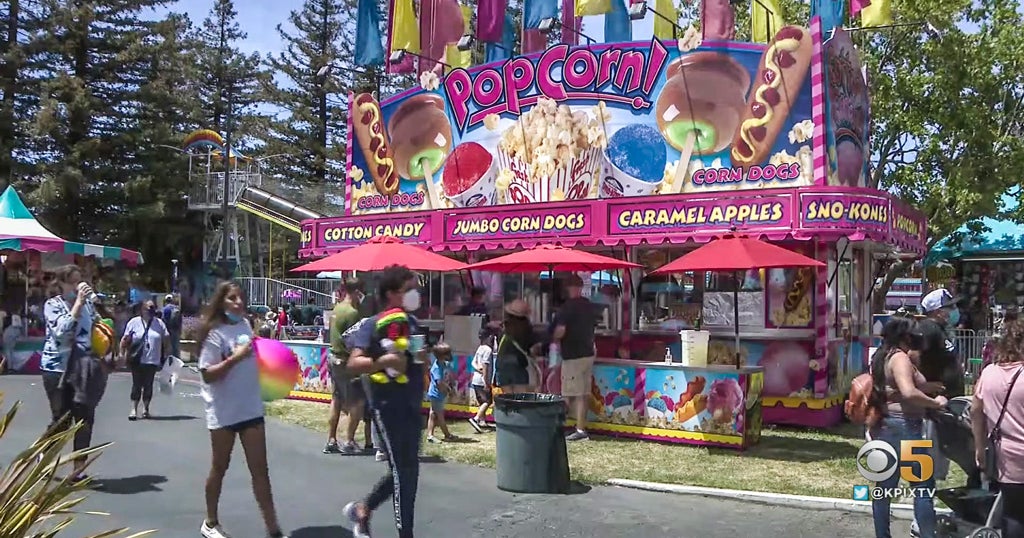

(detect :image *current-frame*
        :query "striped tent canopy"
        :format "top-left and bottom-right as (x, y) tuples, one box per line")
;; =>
(0, 186), (143, 266)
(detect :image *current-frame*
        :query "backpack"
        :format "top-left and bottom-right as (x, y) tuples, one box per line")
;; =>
(845, 373), (882, 426)
(342, 316), (374, 353)
(845, 348), (892, 426)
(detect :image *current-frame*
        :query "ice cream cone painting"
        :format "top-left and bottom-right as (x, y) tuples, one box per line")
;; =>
(345, 32), (817, 215)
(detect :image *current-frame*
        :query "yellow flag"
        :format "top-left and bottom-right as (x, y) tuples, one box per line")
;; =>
(654, 0), (678, 39)
(391, 0), (420, 54)
(445, 5), (473, 69)
(751, 0), (784, 43)
(861, 0), (893, 27)
(575, 0), (611, 17)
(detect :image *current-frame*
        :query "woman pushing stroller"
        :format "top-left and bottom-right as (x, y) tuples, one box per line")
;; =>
(866, 316), (949, 538)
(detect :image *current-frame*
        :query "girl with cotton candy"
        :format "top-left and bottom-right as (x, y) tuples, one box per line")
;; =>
(195, 281), (288, 538)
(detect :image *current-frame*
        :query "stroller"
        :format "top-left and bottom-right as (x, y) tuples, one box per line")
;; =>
(928, 396), (1004, 538)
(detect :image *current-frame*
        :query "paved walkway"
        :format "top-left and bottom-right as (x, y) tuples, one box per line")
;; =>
(0, 373), (902, 537)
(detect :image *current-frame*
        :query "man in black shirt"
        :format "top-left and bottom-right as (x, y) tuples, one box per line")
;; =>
(553, 274), (597, 441)
(917, 288), (964, 397)
(915, 288), (963, 490)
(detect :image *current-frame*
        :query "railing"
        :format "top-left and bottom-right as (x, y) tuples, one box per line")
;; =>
(188, 172), (262, 210)
(953, 329), (992, 394)
(236, 277), (336, 308)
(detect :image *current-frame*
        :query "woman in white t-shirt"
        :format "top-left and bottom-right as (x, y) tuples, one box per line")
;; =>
(120, 299), (169, 420)
(196, 281), (288, 538)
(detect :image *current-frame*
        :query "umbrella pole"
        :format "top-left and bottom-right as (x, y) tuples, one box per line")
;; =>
(734, 270), (741, 369)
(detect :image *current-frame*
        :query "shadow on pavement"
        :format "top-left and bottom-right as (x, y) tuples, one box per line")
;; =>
(566, 481), (592, 495)
(145, 414), (197, 421)
(92, 474), (168, 494)
(290, 525), (354, 538)
(418, 455), (446, 464)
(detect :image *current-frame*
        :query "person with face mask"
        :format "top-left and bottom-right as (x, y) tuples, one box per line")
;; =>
(120, 299), (170, 420)
(196, 281), (288, 538)
(325, 278), (373, 455)
(342, 265), (426, 538)
(910, 287), (962, 529)
(41, 264), (110, 483)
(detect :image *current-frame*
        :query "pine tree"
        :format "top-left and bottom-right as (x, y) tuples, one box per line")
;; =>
(190, 0), (267, 145)
(0, 0), (45, 191)
(120, 12), (207, 281)
(262, 0), (349, 191)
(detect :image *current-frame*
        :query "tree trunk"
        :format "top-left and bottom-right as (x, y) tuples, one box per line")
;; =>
(871, 259), (913, 314)
(0, 0), (19, 190)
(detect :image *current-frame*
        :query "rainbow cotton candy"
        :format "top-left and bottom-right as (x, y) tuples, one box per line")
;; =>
(252, 338), (300, 402)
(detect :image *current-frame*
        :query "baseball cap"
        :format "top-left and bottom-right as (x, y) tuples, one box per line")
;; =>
(164, 293), (174, 301)
(920, 289), (957, 313)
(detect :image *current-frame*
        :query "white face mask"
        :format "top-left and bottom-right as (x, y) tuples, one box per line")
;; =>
(402, 289), (421, 312)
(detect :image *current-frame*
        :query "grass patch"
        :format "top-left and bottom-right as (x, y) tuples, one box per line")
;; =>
(265, 399), (965, 499)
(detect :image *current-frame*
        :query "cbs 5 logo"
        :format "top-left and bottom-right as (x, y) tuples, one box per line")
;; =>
(857, 439), (933, 482)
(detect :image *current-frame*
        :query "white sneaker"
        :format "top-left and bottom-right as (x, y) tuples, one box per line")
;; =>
(374, 450), (388, 462)
(200, 521), (232, 538)
(343, 502), (372, 538)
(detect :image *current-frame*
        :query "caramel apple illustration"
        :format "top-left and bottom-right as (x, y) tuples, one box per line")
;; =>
(654, 52), (751, 155)
(387, 94), (453, 180)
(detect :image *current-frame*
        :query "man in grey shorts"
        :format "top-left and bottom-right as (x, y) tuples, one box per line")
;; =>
(325, 279), (372, 455)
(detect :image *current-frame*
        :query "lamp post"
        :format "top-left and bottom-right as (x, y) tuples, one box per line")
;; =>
(222, 84), (234, 264)
(539, 17), (597, 45)
(316, 62), (381, 99)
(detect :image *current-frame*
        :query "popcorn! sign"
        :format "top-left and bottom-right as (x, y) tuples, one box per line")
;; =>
(345, 28), (818, 216)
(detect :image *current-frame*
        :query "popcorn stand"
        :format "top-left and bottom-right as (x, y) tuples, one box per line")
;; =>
(294, 17), (927, 445)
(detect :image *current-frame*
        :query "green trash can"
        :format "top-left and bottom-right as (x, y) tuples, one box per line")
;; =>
(493, 393), (571, 494)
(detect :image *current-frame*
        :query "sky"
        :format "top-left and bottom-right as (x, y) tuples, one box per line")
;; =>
(159, 0), (657, 58)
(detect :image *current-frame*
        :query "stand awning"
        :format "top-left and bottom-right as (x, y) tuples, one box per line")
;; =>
(0, 186), (144, 265)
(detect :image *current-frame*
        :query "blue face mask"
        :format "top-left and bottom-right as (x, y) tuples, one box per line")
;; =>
(947, 308), (960, 326)
(225, 312), (244, 324)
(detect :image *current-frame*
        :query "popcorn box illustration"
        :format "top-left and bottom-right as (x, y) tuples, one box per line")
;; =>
(498, 146), (603, 204)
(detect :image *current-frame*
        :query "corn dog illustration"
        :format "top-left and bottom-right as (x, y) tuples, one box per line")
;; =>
(353, 93), (400, 196)
(731, 26), (813, 170)
(785, 267), (814, 313)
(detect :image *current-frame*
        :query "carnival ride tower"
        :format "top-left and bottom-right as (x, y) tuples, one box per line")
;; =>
(183, 129), (262, 276)
(182, 129), (324, 277)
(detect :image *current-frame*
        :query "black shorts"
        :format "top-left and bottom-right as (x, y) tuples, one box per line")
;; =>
(329, 360), (365, 407)
(494, 359), (530, 387)
(473, 385), (492, 405)
(222, 416), (264, 433)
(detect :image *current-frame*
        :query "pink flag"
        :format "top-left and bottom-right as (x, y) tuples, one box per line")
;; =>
(849, 0), (871, 16)
(478, 0), (506, 43)
(560, 0), (582, 45)
(420, 0), (465, 74)
(522, 27), (547, 54)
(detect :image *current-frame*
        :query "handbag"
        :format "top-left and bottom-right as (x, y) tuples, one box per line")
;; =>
(128, 317), (155, 367)
(983, 365), (1023, 480)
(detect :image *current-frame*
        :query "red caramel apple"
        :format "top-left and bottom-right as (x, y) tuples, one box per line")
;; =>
(387, 94), (453, 180)
(730, 25), (813, 170)
(654, 52), (751, 155)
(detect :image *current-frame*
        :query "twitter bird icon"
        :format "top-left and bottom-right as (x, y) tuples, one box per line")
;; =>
(852, 485), (870, 501)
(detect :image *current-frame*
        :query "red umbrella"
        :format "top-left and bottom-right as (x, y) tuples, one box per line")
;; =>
(651, 236), (824, 367)
(651, 236), (824, 274)
(463, 244), (641, 273)
(291, 235), (467, 272)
